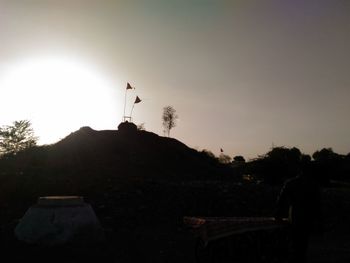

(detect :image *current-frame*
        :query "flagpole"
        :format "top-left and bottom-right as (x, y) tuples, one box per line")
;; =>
(130, 103), (135, 119)
(123, 88), (128, 122)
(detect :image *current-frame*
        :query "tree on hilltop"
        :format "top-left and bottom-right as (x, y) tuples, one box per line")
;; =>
(162, 106), (178, 137)
(219, 153), (231, 164)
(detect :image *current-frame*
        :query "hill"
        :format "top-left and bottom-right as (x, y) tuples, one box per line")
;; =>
(0, 122), (234, 199)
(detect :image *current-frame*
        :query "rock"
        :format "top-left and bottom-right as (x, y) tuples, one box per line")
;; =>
(117, 121), (138, 134)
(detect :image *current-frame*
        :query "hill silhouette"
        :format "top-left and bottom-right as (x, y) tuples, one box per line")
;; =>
(51, 123), (231, 180)
(0, 123), (233, 196)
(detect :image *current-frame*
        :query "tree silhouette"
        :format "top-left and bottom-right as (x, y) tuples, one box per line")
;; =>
(312, 148), (343, 184)
(137, 123), (145, 131)
(0, 120), (38, 155)
(247, 146), (303, 184)
(233, 156), (245, 162)
(312, 148), (338, 161)
(162, 106), (178, 137)
(219, 153), (231, 164)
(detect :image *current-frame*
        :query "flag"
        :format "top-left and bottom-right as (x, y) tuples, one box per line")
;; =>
(134, 96), (141, 104)
(126, 82), (134, 90)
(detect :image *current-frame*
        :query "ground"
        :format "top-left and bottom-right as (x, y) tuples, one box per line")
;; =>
(1, 180), (349, 263)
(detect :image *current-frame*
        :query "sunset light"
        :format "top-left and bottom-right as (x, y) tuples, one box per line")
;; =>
(0, 56), (121, 144)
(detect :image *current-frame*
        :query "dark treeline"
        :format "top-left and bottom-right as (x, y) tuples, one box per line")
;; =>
(231, 147), (350, 185)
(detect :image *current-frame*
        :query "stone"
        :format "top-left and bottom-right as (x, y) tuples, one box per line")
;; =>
(117, 121), (137, 134)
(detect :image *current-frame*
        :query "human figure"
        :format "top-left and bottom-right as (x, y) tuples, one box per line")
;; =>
(275, 165), (322, 263)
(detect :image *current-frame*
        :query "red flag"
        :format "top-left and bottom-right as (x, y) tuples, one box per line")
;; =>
(126, 82), (134, 90)
(134, 96), (141, 104)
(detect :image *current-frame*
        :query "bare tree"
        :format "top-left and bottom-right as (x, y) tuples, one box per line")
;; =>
(162, 106), (178, 137)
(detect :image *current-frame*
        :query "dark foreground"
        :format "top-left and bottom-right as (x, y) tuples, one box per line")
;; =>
(1, 180), (349, 263)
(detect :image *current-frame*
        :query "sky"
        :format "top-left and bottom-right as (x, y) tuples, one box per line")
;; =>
(0, 0), (349, 160)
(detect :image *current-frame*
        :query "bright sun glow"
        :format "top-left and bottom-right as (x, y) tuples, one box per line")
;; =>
(0, 56), (121, 144)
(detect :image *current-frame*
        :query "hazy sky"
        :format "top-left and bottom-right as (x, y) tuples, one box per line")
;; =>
(0, 0), (349, 159)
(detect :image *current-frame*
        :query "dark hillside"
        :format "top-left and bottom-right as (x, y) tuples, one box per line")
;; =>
(0, 123), (237, 221)
(51, 125), (229, 180)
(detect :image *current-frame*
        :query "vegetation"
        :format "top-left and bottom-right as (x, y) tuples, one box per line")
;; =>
(162, 106), (178, 137)
(0, 120), (37, 156)
(232, 146), (350, 185)
(233, 156), (246, 162)
(219, 153), (231, 164)
(137, 123), (145, 131)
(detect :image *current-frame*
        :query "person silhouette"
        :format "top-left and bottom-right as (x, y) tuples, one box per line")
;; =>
(275, 163), (322, 263)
